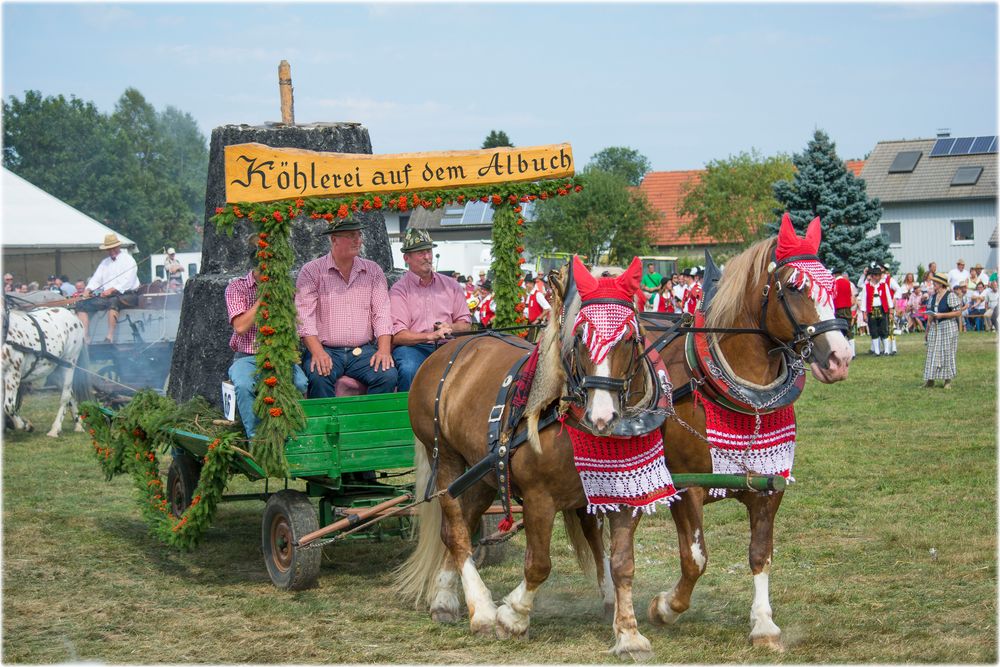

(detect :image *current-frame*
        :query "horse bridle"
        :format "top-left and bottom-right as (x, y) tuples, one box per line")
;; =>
(758, 252), (849, 362)
(557, 268), (667, 436)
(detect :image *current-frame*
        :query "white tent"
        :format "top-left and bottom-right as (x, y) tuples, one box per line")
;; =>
(1, 168), (138, 285)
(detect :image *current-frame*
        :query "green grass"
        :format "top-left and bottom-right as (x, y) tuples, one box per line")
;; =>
(3, 333), (996, 663)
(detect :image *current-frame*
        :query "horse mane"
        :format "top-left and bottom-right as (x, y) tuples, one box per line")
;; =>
(705, 236), (776, 340)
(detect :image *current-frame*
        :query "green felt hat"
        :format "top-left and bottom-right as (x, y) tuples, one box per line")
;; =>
(401, 228), (437, 253)
(319, 217), (364, 235)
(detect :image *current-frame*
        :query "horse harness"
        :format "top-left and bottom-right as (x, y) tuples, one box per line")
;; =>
(427, 331), (562, 508)
(640, 249), (849, 410)
(3, 300), (75, 379)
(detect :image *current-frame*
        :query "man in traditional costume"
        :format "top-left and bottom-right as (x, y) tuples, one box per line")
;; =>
(681, 267), (703, 315)
(524, 274), (551, 325)
(860, 262), (893, 355)
(832, 268), (856, 358)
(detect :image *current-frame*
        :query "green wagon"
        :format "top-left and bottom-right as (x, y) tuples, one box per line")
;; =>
(154, 391), (509, 590)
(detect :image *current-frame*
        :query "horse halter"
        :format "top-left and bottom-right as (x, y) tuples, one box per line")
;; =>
(563, 295), (644, 399)
(558, 267), (667, 437)
(759, 252), (849, 361)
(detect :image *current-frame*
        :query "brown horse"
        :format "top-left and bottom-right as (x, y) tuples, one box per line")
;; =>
(645, 216), (851, 649)
(395, 257), (664, 659)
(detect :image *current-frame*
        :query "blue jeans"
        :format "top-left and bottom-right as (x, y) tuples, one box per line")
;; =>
(228, 354), (308, 438)
(392, 343), (437, 391)
(301, 342), (398, 398)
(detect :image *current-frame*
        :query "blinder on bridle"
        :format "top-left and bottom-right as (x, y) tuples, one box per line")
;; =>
(558, 266), (667, 437)
(760, 252), (849, 362)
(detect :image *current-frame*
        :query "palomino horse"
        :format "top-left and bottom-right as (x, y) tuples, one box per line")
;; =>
(644, 215), (851, 649)
(2, 300), (92, 437)
(396, 257), (666, 659)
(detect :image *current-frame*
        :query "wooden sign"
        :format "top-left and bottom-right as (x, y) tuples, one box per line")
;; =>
(224, 143), (575, 203)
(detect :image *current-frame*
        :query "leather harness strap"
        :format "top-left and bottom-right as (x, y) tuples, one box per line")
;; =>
(5, 311), (74, 377)
(426, 331), (534, 501)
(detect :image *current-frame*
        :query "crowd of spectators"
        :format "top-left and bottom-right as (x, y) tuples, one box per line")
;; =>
(886, 259), (998, 334)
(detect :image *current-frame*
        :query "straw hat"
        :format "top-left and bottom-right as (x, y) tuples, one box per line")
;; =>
(99, 233), (122, 250)
(930, 272), (949, 288)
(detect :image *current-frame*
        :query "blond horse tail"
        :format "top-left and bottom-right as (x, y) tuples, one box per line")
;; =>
(562, 510), (597, 577)
(393, 437), (448, 609)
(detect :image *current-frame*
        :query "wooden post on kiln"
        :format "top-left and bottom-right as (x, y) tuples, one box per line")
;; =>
(279, 60), (294, 125)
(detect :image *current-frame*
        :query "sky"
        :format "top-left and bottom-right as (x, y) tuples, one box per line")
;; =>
(2, 2), (997, 171)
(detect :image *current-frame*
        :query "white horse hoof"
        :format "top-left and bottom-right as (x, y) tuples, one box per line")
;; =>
(74, 422), (84, 432)
(495, 603), (530, 640)
(430, 608), (460, 624)
(46, 431), (60, 438)
(751, 633), (785, 652)
(610, 630), (654, 662)
(647, 592), (682, 626)
(468, 604), (497, 637)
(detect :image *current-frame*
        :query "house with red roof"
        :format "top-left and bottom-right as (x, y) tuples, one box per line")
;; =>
(638, 159), (866, 257)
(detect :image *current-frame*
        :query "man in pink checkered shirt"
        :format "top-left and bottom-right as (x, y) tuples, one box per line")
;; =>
(226, 240), (308, 439)
(390, 228), (472, 391)
(295, 217), (397, 397)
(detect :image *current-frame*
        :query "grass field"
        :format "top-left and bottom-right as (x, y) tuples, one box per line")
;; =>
(3, 333), (996, 663)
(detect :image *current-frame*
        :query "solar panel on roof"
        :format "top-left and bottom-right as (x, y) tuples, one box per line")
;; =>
(991, 137), (999, 153)
(950, 137), (974, 155)
(888, 150), (921, 173)
(930, 138), (956, 157)
(971, 136), (995, 154)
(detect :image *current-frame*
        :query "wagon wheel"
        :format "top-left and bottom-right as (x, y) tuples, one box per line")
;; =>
(167, 450), (203, 517)
(472, 514), (510, 568)
(261, 490), (321, 590)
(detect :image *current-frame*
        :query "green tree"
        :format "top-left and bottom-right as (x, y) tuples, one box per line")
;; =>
(2, 91), (117, 215)
(3, 88), (208, 280)
(677, 149), (794, 245)
(482, 130), (513, 149)
(525, 169), (655, 264)
(587, 146), (651, 186)
(771, 129), (889, 275)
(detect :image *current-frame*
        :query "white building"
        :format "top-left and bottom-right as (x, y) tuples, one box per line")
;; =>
(860, 134), (997, 275)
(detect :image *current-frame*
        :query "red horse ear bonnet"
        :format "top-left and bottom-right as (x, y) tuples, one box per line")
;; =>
(571, 256), (642, 364)
(775, 213), (833, 307)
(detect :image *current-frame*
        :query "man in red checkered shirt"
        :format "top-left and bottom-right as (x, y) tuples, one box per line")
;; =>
(226, 240), (309, 439)
(295, 217), (397, 397)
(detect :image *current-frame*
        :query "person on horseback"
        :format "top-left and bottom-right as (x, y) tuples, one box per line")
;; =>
(295, 216), (398, 397)
(389, 229), (472, 391)
(75, 233), (140, 343)
(226, 238), (309, 440)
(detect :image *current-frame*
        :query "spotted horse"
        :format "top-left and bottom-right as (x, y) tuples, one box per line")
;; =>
(3, 298), (92, 437)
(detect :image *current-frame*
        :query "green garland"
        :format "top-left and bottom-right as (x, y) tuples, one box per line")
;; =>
(490, 203), (528, 331)
(211, 178), (583, 468)
(81, 391), (239, 550)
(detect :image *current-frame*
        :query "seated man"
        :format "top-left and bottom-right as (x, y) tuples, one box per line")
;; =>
(75, 233), (140, 342)
(389, 229), (472, 391)
(296, 216), (397, 397)
(226, 239), (309, 439)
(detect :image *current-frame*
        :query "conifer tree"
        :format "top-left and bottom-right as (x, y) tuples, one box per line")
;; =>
(771, 129), (891, 275)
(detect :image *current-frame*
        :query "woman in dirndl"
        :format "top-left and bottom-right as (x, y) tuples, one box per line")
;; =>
(923, 272), (962, 388)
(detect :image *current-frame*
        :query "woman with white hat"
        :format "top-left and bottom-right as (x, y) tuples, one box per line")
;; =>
(923, 272), (962, 389)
